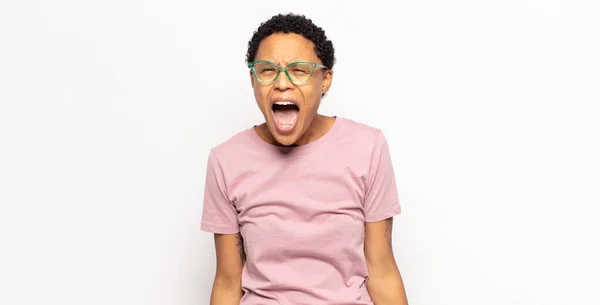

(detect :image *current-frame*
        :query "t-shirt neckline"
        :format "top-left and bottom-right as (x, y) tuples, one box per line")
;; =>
(246, 116), (344, 155)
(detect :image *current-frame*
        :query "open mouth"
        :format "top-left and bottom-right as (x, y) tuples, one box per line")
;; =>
(272, 101), (299, 133)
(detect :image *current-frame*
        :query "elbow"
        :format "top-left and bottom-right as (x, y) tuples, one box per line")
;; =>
(212, 265), (243, 297)
(213, 270), (242, 291)
(211, 273), (244, 305)
(366, 262), (408, 305)
(366, 273), (406, 299)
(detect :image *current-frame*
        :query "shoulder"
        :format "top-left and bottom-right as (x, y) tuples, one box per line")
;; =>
(337, 117), (387, 149)
(209, 127), (255, 161)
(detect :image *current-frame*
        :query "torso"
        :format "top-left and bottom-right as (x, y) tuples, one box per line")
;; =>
(203, 117), (400, 304)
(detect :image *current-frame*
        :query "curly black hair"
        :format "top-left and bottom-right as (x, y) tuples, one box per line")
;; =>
(245, 13), (335, 70)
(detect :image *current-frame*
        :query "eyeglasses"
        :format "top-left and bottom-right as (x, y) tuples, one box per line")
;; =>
(248, 60), (328, 85)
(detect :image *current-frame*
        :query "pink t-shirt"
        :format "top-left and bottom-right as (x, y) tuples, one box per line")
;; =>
(201, 117), (401, 305)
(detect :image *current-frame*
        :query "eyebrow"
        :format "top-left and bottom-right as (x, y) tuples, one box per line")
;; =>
(255, 59), (312, 66)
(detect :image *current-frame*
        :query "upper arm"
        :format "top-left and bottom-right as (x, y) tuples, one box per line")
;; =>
(210, 233), (245, 304)
(363, 131), (401, 271)
(364, 217), (397, 270)
(363, 131), (401, 222)
(201, 151), (240, 234)
(364, 217), (409, 305)
(214, 233), (245, 283)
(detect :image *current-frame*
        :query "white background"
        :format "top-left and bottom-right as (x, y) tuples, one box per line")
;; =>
(1, 1), (599, 304)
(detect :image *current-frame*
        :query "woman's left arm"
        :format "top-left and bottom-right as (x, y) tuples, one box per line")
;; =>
(364, 217), (408, 305)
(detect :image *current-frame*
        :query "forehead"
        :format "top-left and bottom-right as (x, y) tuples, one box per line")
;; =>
(255, 33), (320, 64)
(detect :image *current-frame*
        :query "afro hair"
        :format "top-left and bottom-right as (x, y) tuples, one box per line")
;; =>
(245, 13), (336, 70)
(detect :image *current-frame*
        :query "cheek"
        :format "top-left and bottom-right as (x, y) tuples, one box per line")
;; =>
(254, 86), (271, 113)
(306, 78), (324, 98)
(254, 84), (270, 98)
(301, 84), (322, 107)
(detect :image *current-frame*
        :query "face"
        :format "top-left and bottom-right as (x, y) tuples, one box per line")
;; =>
(250, 33), (333, 146)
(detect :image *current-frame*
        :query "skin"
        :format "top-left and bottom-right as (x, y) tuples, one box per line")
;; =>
(364, 218), (409, 304)
(250, 33), (335, 147)
(210, 33), (408, 305)
(210, 234), (244, 305)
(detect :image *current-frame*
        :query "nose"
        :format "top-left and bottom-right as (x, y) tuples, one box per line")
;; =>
(273, 70), (294, 91)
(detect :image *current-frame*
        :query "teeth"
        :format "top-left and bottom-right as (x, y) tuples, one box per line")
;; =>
(274, 101), (295, 106)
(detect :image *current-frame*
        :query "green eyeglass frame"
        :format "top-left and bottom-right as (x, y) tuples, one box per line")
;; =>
(248, 60), (328, 85)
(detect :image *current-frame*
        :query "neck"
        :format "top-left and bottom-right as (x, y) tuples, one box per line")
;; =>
(293, 114), (331, 146)
(255, 114), (336, 147)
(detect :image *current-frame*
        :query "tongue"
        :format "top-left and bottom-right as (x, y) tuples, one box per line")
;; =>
(273, 107), (299, 128)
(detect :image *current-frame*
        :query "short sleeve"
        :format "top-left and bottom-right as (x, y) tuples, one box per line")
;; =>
(363, 131), (402, 222)
(200, 150), (240, 234)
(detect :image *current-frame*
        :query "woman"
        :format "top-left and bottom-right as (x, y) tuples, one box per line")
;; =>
(201, 13), (408, 305)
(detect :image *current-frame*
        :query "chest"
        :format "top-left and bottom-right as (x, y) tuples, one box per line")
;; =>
(228, 153), (370, 223)
(226, 151), (372, 265)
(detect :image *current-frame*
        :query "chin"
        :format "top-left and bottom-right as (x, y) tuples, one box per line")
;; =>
(268, 120), (303, 146)
(275, 136), (298, 147)
(272, 129), (300, 146)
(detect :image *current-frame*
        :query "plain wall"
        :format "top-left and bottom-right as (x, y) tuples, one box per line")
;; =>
(1, 1), (599, 304)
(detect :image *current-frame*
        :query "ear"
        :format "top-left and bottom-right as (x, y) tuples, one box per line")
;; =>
(321, 69), (333, 96)
(250, 69), (255, 87)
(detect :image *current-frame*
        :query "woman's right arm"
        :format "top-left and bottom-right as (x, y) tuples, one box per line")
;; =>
(210, 233), (245, 305)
